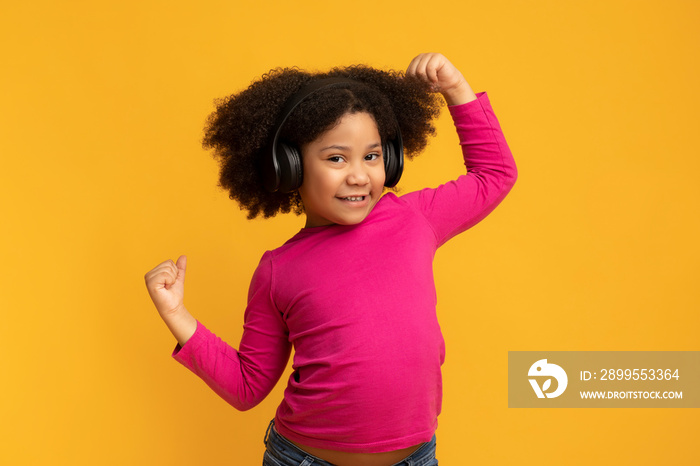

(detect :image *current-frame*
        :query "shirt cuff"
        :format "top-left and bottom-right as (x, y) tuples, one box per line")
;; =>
(171, 320), (205, 361)
(447, 91), (489, 118)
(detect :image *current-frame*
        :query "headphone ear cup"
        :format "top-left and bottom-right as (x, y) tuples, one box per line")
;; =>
(278, 142), (303, 192)
(383, 139), (403, 188)
(383, 142), (395, 185)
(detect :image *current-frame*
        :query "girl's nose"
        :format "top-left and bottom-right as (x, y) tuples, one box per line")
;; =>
(346, 164), (370, 185)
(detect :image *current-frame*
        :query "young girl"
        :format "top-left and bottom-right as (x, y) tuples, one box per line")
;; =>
(145, 53), (516, 466)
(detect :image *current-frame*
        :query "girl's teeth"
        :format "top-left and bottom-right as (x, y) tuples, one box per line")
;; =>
(344, 196), (364, 201)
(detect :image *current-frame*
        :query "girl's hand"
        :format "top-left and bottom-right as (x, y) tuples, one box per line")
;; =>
(145, 255), (188, 317)
(406, 53), (477, 106)
(145, 255), (197, 346)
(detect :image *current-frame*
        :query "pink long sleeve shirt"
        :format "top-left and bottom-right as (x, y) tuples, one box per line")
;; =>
(173, 92), (517, 453)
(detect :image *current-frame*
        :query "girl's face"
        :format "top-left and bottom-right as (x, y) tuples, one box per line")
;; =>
(299, 111), (386, 228)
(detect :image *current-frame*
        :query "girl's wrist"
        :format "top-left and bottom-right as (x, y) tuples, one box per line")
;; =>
(161, 304), (197, 346)
(443, 80), (477, 106)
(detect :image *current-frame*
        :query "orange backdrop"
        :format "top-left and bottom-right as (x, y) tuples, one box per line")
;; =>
(1, 0), (698, 464)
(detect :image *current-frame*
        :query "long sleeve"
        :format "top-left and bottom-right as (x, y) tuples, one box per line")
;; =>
(402, 92), (517, 246)
(171, 251), (291, 411)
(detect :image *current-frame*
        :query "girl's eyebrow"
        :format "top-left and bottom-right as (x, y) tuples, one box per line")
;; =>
(320, 142), (382, 152)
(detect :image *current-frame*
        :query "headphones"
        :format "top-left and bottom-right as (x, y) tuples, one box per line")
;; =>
(262, 77), (404, 193)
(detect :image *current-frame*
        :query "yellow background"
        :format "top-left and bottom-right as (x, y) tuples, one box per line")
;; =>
(1, 0), (698, 464)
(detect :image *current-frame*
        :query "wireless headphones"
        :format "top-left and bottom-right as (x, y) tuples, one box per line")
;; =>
(262, 77), (404, 193)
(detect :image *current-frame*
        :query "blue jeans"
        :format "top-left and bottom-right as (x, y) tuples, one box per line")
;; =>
(263, 420), (438, 466)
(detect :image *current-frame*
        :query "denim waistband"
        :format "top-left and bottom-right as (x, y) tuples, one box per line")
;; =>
(263, 420), (438, 466)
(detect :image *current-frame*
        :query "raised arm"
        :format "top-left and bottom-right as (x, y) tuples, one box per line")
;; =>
(145, 254), (292, 410)
(404, 53), (518, 246)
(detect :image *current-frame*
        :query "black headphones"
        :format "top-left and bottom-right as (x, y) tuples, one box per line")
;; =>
(262, 77), (404, 193)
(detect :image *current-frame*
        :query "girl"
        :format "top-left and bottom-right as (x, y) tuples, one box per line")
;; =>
(145, 53), (517, 466)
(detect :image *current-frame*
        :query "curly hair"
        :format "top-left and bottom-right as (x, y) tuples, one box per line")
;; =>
(202, 65), (443, 219)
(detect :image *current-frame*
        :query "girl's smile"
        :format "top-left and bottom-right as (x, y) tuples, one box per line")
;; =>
(299, 111), (386, 228)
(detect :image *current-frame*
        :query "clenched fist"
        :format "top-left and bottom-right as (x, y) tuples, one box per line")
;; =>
(406, 53), (476, 106)
(145, 255), (196, 345)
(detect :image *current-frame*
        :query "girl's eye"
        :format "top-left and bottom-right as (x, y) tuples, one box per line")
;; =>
(365, 153), (381, 161)
(328, 156), (344, 163)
